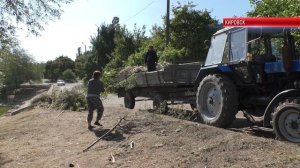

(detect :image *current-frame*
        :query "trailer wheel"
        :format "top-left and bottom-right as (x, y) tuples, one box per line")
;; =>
(153, 99), (160, 109)
(196, 74), (238, 127)
(153, 96), (168, 114)
(190, 103), (198, 111)
(124, 92), (135, 109)
(272, 100), (300, 143)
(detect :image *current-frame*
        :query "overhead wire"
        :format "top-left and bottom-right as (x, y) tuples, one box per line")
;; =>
(124, 0), (156, 23)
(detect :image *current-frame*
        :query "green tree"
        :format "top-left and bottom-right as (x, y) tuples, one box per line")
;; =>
(248, 0), (300, 17)
(44, 56), (75, 81)
(107, 24), (146, 69)
(31, 63), (45, 82)
(127, 2), (219, 65)
(248, 0), (300, 47)
(77, 2), (220, 92)
(62, 69), (76, 82)
(101, 24), (147, 92)
(0, 0), (68, 98)
(75, 51), (90, 79)
(90, 23), (116, 70)
(0, 46), (43, 92)
(170, 2), (219, 62)
(78, 23), (117, 82)
(126, 25), (165, 66)
(0, 0), (73, 37)
(44, 60), (58, 80)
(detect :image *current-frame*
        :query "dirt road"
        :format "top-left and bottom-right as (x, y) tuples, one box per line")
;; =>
(0, 95), (300, 168)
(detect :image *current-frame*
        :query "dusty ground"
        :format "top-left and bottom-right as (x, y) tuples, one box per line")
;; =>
(1, 95), (300, 168)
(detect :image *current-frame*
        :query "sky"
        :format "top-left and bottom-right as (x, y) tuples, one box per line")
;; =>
(18, 0), (252, 62)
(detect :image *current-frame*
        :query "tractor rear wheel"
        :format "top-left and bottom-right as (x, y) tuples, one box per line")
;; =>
(196, 74), (238, 127)
(272, 100), (300, 143)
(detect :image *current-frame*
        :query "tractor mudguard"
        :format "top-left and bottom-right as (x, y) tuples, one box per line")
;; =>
(194, 65), (232, 84)
(263, 89), (300, 127)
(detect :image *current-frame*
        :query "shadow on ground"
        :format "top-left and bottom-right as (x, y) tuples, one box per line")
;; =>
(145, 108), (276, 140)
(93, 128), (125, 141)
(229, 118), (275, 139)
(0, 153), (13, 166)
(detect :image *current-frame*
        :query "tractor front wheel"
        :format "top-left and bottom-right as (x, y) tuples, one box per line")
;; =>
(272, 100), (300, 143)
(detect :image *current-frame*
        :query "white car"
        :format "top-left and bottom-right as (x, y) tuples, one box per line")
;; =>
(57, 80), (65, 86)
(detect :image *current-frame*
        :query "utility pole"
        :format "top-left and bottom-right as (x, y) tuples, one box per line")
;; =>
(81, 42), (86, 53)
(166, 0), (170, 47)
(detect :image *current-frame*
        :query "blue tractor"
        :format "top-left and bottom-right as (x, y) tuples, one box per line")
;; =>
(195, 27), (300, 142)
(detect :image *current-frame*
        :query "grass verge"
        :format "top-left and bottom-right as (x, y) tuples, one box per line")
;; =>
(0, 106), (10, 116)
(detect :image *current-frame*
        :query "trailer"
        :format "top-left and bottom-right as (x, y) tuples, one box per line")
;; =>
(117, 62), (201, 110)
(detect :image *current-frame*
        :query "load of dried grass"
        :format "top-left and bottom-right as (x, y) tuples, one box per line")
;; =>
(115, 64), (166, 90)
(118, 66), (146, 76)
(118, 63), (165, 76)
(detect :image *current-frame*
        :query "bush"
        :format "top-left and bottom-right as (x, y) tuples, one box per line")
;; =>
(159, 46), (188, 63)
(32, 93), (52, 105)
(126, 36), (164, 66)
(102, 68), (138, 92)
(0, 106), (10, 116)
(33, 85), (87, 111)
(126, 51), (146, 66)
(62, 69), (77, 82)
(126, 41), (189, 65)
(102, 68), (118, 93)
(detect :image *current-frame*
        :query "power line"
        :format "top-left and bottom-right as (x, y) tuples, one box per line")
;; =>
(124, 0), (156, 23)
